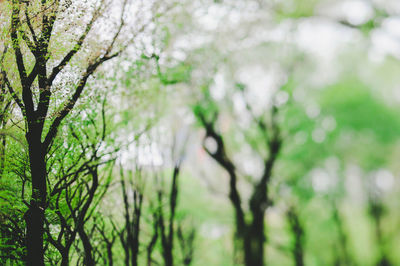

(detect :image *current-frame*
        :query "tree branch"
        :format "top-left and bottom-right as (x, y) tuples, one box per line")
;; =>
(43, 53), (118, 150)
(197, 111), (246, 234)
(40, 0), (60, 53)
(11, 1), (35, 117)
(3, 71), (26, 116)
(48, 7), (98, 86)
(18, 28), (36, 56)
(25, 8), (38, 45)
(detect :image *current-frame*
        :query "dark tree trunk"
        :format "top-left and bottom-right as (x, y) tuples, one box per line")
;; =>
(119, 171), (143, 266)
(25, 204), (45, 266)
(147, 213), (158, 266)
(131, 224), (140, 266)
(0, 135), (6, 178)
(76, 169), (99, 266)
(78, 227), (95, 266)
(246, 219), (265, 266)
(163, 243), (173, 266)
(287, 207), (304, 266)
(25, 130), (47, 266)
(177, 224), (196, 266)
(60, 251), (69, 266)
(122, 237), (130, 266)
(197, 109), (281, 266)
(0, 107), (8, 178)
(106, 243), (113, 266)
(371, 203), (391, 266)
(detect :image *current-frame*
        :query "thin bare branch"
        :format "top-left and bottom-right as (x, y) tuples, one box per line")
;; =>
(43, 53), (118, 150)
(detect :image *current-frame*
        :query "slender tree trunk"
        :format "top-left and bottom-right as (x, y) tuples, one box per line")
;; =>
(0, 114), (7, 178)
(25, 130), (47, 266)
(132, 229), (140, 266)
(60, 251), (69, 266)
(287, 207), (304, 266)
(163, 244), (173, 266)
(243, 215), (265, 266)
(0, 134), (6, 178)
(78, 227), (95, 266)
(147, 214), (158, 266)
(106, 243), (113, 266)
(123, 239), (130, 266)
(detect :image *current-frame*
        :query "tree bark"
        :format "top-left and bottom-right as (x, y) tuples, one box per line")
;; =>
(106, 243), (114, 266)
(287, 207), (304, 266)
(60, 251), (69, 266)
(24, 129), (47, 266)
(78, 227), (95, 266)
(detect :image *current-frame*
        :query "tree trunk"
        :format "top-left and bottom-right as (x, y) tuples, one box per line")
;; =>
(60, 251), (69, 266)
(25, 205), (45, 266)
(0, 135), (6, 178)
(287, 208), (304, 266)
(132, 232), (140, 266)
(25, 130), (47, 266)
(78, 227), (95, 266)
(107, 243), (113, 266)
(123, 239), (130, 266)
(243, 218), (265, 266)
(163, 244), (173, 266)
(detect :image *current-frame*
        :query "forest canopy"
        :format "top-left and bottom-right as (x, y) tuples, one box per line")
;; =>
(1, 0), (400, 265)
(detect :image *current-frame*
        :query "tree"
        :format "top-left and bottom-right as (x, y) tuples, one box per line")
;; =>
(0, 47), (16, 180)
(193, 84), (282, 266)
(118, 168), (144, 266)
(176, 219), (196, 266)
(94, 216), (118, 266)
(43, 105), (116, 265)
(286, 206), (305, 266)
(0, 0), (131, 264)
(156, 163), (181, 266)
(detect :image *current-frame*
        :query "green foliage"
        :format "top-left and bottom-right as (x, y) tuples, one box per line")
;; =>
(192, 85), (219, 124)
(321, 80), (400, 144)
(275, 0), (319, 19)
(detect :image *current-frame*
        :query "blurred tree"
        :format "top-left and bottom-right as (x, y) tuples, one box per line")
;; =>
(118, 168), (144, 266)
(193, 83), (282, 266)
(286, 205), (305, 266)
